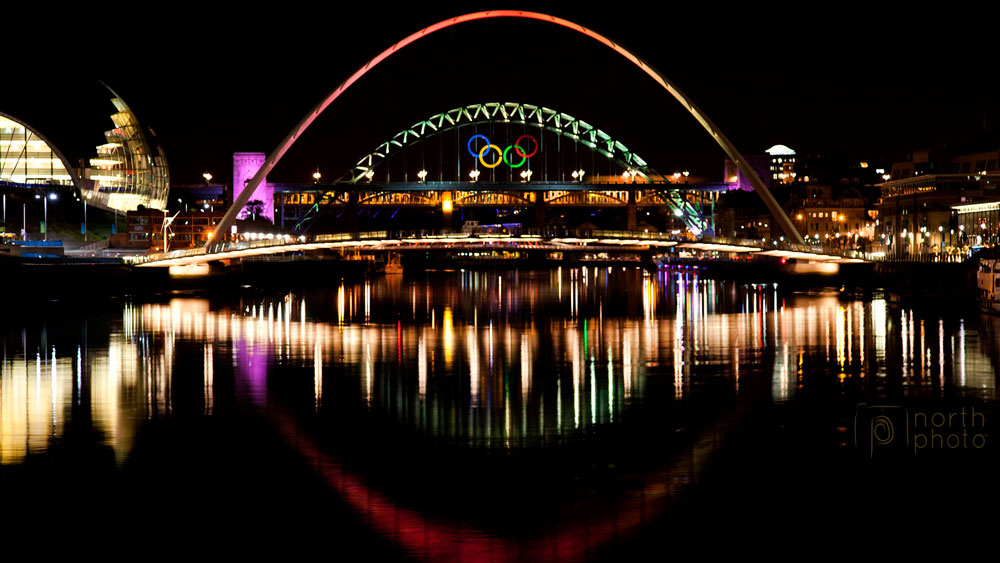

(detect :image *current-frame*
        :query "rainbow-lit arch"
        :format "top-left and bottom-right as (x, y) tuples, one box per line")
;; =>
(210, 10), (802, 245)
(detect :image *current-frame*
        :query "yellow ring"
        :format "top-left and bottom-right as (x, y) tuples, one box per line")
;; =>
(479, 144), (502, 168)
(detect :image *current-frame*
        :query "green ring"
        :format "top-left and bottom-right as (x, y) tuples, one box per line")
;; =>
(503, 144), (527, 168)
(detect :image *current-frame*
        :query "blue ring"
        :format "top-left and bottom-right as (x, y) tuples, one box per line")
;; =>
(467, 134), (490, 158)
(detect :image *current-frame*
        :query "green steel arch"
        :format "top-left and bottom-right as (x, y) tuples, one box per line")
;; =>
(345, 102), (662, 183)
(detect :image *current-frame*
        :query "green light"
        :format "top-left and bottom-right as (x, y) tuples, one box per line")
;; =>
(502, 144), (527, 168)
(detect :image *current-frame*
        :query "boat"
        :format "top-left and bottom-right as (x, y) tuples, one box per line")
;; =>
(383, 252), (403, 274)
(977, 256), (1000, 313)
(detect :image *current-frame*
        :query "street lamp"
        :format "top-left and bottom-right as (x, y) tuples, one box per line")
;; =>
(469, 169), (481, 183)
(37, 192), (57, 241)
(313, 170), (322, 183)
(203, 172), (213, 184)
(417, 169), (428, 183)
(520, 169), (533, 182)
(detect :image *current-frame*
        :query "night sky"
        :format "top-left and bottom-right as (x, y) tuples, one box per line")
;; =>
(7, 4), (999, 186)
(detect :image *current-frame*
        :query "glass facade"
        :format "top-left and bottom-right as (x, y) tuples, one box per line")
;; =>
(0, 113), (76, 186)
(81, 97), (169, 212)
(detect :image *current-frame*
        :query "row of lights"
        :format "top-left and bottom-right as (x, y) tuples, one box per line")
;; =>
(243, 232), (305, 242)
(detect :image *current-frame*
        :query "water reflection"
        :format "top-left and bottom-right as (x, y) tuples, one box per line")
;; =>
(1, 270), (998, 466)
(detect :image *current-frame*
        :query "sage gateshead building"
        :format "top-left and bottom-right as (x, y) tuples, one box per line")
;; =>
(0, 112), (79, 187)
(79, 94), (170, 213)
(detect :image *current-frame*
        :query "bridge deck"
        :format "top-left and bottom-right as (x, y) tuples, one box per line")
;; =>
(128, 230), (866, 268)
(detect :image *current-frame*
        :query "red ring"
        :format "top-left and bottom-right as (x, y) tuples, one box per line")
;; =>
(513, 135), (537, 158)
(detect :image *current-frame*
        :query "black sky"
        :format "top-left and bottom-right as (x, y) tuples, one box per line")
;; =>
(7, 3), (1000, 185)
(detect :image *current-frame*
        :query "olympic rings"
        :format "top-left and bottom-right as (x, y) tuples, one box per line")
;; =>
(467, 135), (490, 158)
(514, 135), (537, 158)
(478, 144), (502, 168)
(468, 134), (537, 168)
(502, 144), (527, 168)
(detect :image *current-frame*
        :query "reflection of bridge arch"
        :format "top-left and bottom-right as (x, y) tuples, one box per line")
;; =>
(346, 102), (661, 183)
(212, 10), (803, 246)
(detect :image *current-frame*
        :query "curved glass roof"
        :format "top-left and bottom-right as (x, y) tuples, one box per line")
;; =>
(0, 113), (77, 187)
(765, 144), (796, 156)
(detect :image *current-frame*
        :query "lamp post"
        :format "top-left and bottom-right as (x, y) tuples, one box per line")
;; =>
(37, 192), (56, 241)
(313, 170), (321, 184)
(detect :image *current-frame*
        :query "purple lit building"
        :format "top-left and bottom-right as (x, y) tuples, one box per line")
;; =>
(233, 152), (275, 220)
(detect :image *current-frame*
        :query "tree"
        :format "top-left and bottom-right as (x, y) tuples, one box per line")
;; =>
(243, 200), (264, 221)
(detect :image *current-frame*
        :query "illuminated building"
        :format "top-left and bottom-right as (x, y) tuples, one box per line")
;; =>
(80, 94), (170, 213)
(876, 174), (992, 257)
(953, 198), (1000, 249)
(121, 207), (223, 251)
(233, 152), (274, 221)
(724, 154), (771, 191)
(766, 144), (796, 184)
(789, 185), (875, 243)
(0, 112), (78, 187)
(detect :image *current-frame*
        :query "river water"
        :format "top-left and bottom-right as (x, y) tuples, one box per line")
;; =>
(1, 268), (997, 559)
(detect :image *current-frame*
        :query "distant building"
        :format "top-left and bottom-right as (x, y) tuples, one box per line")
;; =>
(878, 140), (1000, 257)
(723, 144), (797, 194)
(877, 174), (994, 258)
(766, 144), (797, 185)
(80, 95), (170, 213)
(0, 112), (78, 187)
(788, 185), (875, 244)
(233, 152), (275, 221)
(120, 207), (223, 251)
